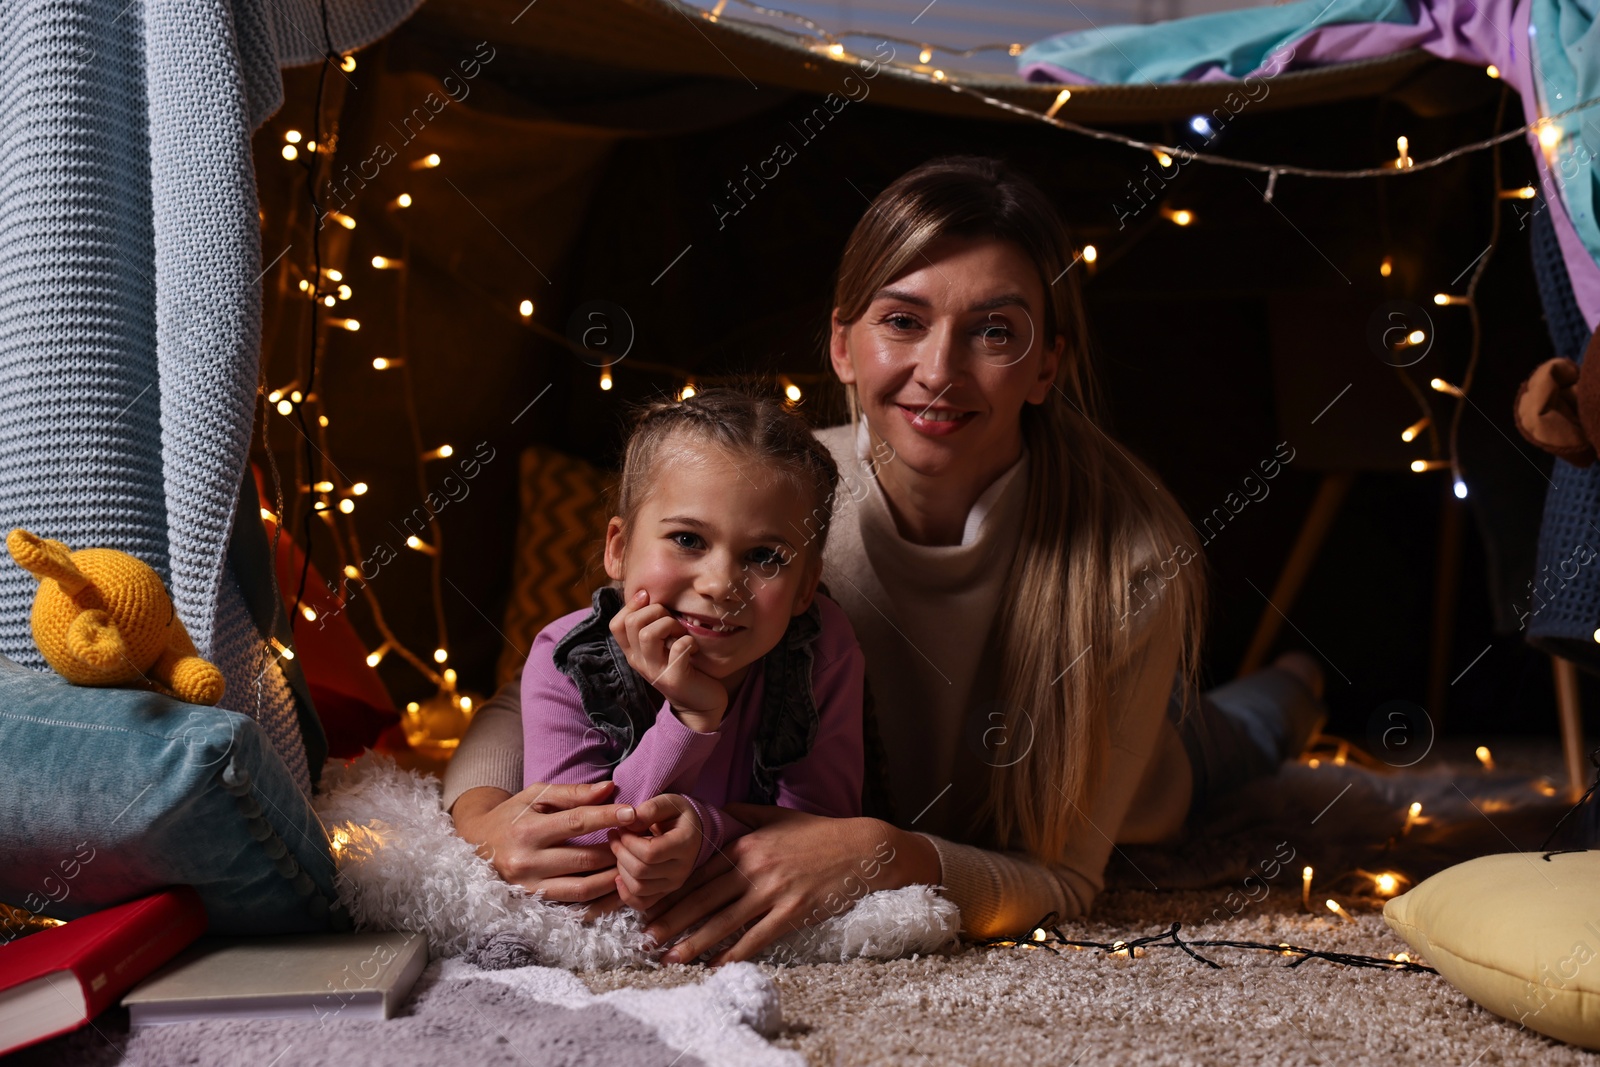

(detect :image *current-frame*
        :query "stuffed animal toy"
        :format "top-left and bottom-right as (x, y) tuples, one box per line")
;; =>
(1515, 330), (1600, 466)
(6, 528), (225, 705)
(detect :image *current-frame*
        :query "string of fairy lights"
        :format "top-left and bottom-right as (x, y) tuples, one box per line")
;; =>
(260, 10), (483, 748)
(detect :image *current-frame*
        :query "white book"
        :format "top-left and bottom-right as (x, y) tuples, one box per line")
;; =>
(122, 932), (428, 1027)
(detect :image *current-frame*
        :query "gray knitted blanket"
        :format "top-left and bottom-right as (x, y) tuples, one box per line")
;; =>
(0, 0), (420, 790)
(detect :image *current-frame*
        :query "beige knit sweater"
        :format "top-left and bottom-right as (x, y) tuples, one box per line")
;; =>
(443, 422), (1194, 937)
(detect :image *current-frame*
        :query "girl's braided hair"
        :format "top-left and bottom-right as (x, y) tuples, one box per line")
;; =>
(612, 384), (841, 565)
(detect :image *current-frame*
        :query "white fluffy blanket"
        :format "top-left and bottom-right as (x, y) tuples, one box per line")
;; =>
(313, 753), (961, 969)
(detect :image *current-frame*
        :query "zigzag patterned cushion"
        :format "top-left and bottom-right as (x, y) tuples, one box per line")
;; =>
(495, 446), (612, 687)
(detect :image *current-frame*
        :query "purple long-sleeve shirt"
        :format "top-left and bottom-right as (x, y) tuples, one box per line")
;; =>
(521, 591), (866, 869)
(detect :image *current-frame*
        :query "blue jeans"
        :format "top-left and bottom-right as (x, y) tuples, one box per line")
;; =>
(1166, 666), (1325, 818)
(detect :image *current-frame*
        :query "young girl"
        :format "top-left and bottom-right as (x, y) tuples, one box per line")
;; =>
(520, 387), (866, 914)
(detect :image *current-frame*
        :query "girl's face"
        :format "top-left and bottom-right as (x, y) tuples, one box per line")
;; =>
(828, 234), (1062, 479)
(603, 439), (823, 687)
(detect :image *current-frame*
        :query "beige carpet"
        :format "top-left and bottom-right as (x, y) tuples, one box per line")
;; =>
(582, 889), (1592, 1066)
(581, 739), (1600, 1066)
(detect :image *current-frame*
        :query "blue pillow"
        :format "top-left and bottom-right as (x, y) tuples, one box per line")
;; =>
(0, 656), (347, 934)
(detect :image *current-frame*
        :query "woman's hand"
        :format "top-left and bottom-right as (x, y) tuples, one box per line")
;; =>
(449, 782), (629, 902)
(610, 794), (703, 912)
(609, 589), (727, 731)
(641, 807), (942, 966)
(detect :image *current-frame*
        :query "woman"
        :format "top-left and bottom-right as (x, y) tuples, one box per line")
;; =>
(444, 156), (1325, 963)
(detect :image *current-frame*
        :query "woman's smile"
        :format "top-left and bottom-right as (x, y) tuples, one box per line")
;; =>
(897, 403), (977, 435)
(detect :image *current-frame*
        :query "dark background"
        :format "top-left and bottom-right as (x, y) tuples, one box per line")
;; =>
(252, 24), (1582, 747)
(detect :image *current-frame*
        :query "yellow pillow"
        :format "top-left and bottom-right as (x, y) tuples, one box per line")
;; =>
(1383, 851), (1600, 1050)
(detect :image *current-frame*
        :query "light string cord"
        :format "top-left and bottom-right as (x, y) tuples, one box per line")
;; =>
(979, 916), (1438, 973)
(678, 0), (1600, 186)
(288, 0), (340, 630)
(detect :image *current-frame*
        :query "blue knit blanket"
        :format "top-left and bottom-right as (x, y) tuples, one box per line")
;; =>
(0, 0), (420, 791)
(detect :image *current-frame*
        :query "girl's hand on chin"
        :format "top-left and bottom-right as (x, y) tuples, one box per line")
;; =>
(609, 588), (728, 731)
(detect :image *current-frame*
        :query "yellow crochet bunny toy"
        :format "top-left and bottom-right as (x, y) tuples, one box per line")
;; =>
(7, 528), (225, 705)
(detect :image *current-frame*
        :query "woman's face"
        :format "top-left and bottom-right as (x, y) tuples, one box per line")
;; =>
(829, 234), (1062, 479)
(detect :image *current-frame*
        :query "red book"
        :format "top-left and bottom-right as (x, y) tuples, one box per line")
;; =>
(0, 886), (207, 1055)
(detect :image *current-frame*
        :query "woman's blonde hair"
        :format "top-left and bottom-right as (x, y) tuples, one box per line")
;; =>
(831, 157), (1207, 861)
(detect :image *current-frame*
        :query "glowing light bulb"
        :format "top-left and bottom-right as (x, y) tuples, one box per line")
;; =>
(1430, 377), (1464, 397)
(371, 357), (394, 370)
(1325, 899), (1352, 922)
(600, 370), (613, 391)
(1499, 185), (1538, 199)
(281, 144), (299, 161)
(459, 695), (473, 712)
(434, 647), (448, 664)
(443, 668), (458, 686)
(413, 153), (442, 169)
(1486, 64), (1501, 78)
(1380, 255), (1393, 277)
(1374, 873), (1400, 896)
(338, 498), (355, 514)
(1400, 416), (1430, 442)
(366, 642), (391, 667)
(1082, 244), (1098, 263)
(301, 604), (317, 621)
(343, 565), (360, 579)
(1402, 801), (1422, 834)
(336, 284), (352, 300)
(260, 508), (277, 523)
(334, 318), (361, 331)
(322, 295), (336, 307)
(327, 211), (356, 230)
(340, 54), (356, 72)
(1153, 149), (1173, 168)
(519, 299), (534, 318)
(785, 383), (802, 402)
(1164, 208), (1194, 226)
(1453, 477), (1468, 500)
(318, 414), (329, 427)
(1190, 115), (1214, 137)
(827, 43), (844, 58)
(423, 444), (454, 461)
(1406, 329), (1425, 345)
(371, 255), (401, 269)
(1395, 135), (1412, 169)
(314, 480), (334, 492)
(285, 130), (302, 144)
(270, 637), (294, 660)
(679, 383), (697, 401)
(1302, 866), (1313, 909)
(1476, 745), (1494, 770)
(276, 399), (293, 416)
(1046, 89), (1071, 119)
(395, 193), (413, 208)
(932, 69), (946, 81)
(1539, 121), (1562, 149)
(1410, 459), (1448, 472)
(919, 47), (932, 64)
(351, 482), (368, 495)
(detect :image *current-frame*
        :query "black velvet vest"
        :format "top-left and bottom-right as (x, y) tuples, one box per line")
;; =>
(550, 586), (824, 804)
